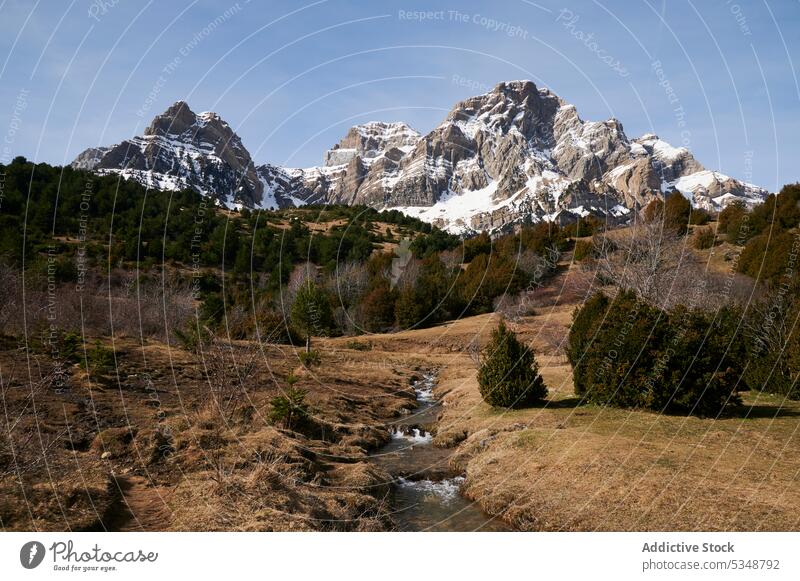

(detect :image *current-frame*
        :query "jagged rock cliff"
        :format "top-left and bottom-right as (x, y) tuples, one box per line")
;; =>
(73, 101), (263, 207)
(73, 83), (768, 233)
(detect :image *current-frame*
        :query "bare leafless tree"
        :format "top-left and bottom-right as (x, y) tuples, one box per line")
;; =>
(743, 297), (792, 360)
(467, 337), (482, 367)
(439, 248), (463, 274)
(594, 221), (705, 309)
(280, 262), (318, 319)
(514, 248), (555, 286)
(329, 260), (369, 307)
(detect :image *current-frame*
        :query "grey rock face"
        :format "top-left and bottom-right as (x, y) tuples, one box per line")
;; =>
(324, 121), (420, 167)
(71, 146), (109, 170)
(73, 83), (768, 232)
(72, 101), (263, 207)
(290, 80), (765, 232)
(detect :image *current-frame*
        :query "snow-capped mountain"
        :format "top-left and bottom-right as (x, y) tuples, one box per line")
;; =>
(73, 82), (768, 233)
(253, 121), (422, 209)
(380, 81), (766, 232)
(73, 101), (264, 207)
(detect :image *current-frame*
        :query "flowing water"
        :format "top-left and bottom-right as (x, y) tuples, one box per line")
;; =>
(371, 372), (510, 531)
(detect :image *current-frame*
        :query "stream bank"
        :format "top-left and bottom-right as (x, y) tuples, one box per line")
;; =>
(370, 372), (510, 532)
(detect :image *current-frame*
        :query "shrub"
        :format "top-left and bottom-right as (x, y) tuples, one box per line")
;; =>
(747, 186), (800, 235)
(518, 222), (567, 255)
(719, 200), (752, 244)
(663, 192), (692, 235)
(299, 350), (321, 367)
(394, 284), (423, 329)
(344, 340), (371, 351)
(458, 253), (523, 315)
(643, 199), (663, 224)
(44, 329), (82, 363)
(692, 227), (716, 250)
(689, 208), (712, 226)
(269, 375), (310, 429)
(563, 215), (602, 238)
(567, 291), (742, 416)
(463, 232), (491, 262)
(566, 292), (612, 396)
(719, 200), (747, 231)
(80, 340), (114, 376)
(644, 193), (692, 235)
(174, 320), (213, 352)
(477, 320), (547, 408)
(572, 291), (666, 408)
(199, 292), (225, 326)
(573, 239), (594, 261)
(737, 231), (797, 285)
(291, 280), (334, 352)
(662, 306), (743, 415)
(360, 281), (396, 332)
(256, 308), (303, 345)
(409, 228), (460, 257)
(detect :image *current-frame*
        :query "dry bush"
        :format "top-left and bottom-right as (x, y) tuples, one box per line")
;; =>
(0, 363), (67, 479)
(328, 260), (369, 309)
(224, 303), (252, 339)
(500, 267), (596, 315)
(493, 292), (536, 320)
(199, 339), (263, 421)
(593, 221), (732, 310)
(0, 359), (108, 532)
(692, 226), (716, 249)
(557, 268), (597, 304)
(333, 305), (363, 337)
(515, 248), (558, 284)
(2, 268), (194, 342)
(109, 273), (194, 340)
(168, 426), (392, 531)
(439, 248), (464, 273)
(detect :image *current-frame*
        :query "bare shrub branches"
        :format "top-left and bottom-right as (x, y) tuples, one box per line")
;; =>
(592, 221), (739, 310)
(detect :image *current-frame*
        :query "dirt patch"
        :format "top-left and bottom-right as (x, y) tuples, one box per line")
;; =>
(106, 476), (173, 531)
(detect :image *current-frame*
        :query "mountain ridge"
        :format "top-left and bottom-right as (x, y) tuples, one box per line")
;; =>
(73, 81), (768, 233)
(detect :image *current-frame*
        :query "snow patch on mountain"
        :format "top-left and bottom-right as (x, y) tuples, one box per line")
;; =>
(389, 181), (505, 233)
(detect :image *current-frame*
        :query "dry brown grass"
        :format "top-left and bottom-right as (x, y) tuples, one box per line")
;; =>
(322, 259), (800, 531)
(3, 249), (797, 532)
(421, 306), (800, 532)
(0, 334), (425, 531)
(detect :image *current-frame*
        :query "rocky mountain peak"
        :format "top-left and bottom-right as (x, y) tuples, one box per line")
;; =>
(74, 81), (769, 232)
(324, 121), (421, 167)
(72, 101), (263, 206)
(144, 100), (197, 136)
(443, 80), (562, 145)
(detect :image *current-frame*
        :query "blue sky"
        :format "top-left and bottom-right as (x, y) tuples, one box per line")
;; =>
(1, 0), (798, 190)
